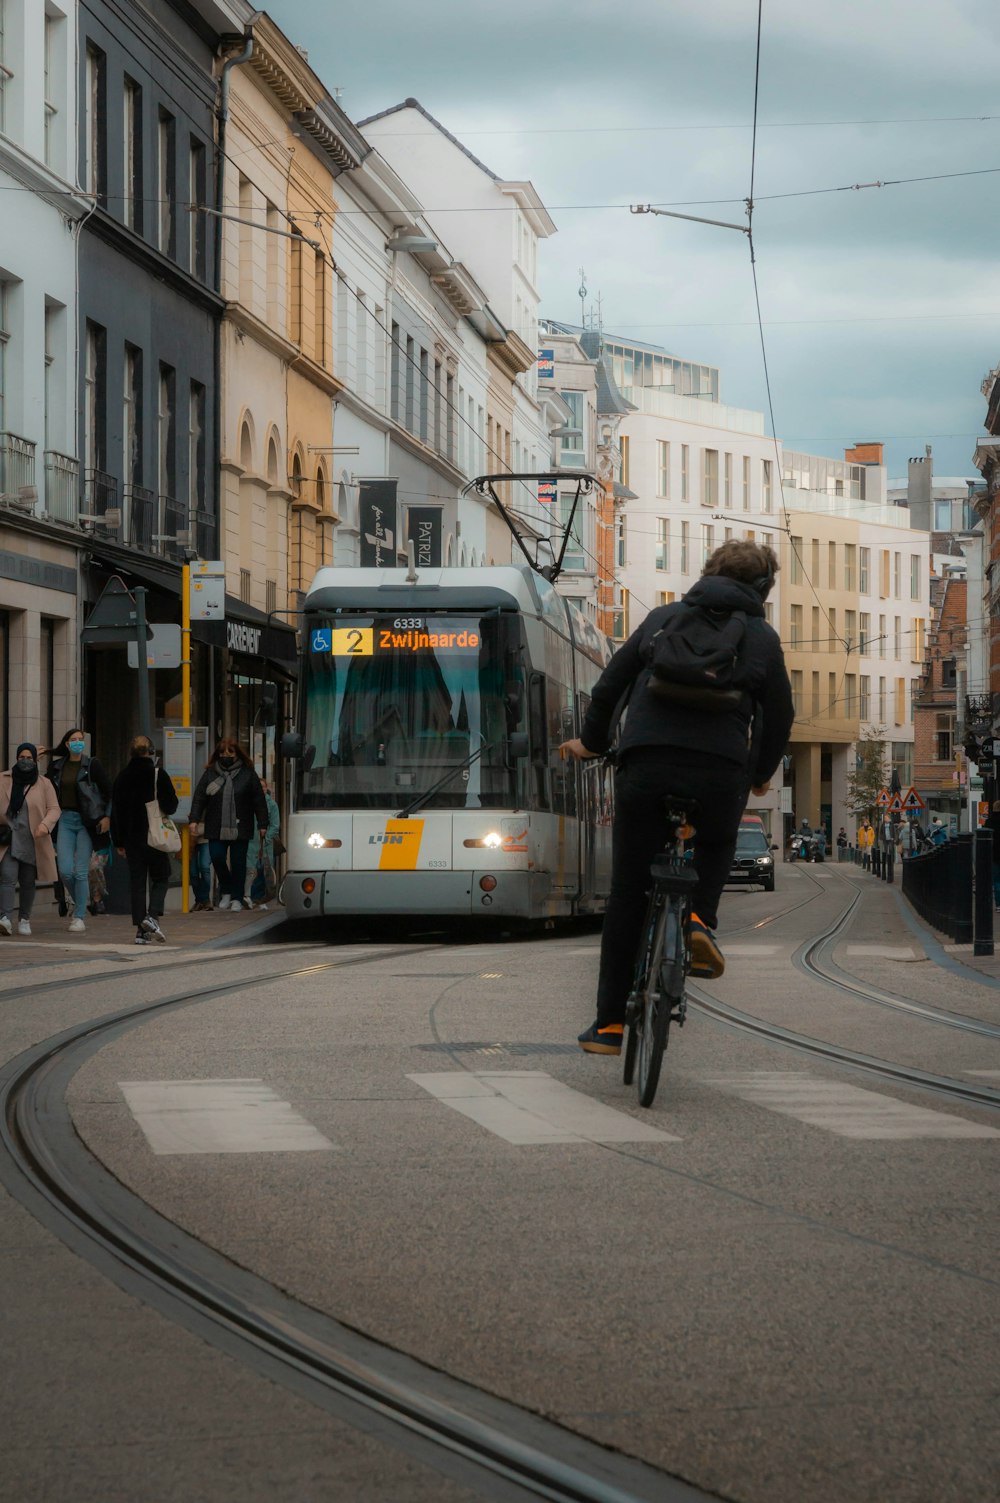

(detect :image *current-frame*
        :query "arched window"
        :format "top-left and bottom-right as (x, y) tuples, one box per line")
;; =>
(445, 532), (455, 566)
(315, 467), (326, 512)
(266, 435), (279, 485)
(291, 451), (303, 499)
(460, 543), (468, 568)
(240, 420), (253, 472)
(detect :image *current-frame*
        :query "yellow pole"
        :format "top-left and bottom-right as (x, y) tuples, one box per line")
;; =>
(181, 563), (191, 914)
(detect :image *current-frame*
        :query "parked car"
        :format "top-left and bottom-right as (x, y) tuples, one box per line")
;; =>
(728, 824), (778, 892)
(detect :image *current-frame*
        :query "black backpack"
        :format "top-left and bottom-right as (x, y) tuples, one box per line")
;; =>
(644, 603), (748, 713)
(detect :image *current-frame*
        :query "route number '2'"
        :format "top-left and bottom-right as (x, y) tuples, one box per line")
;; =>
(330, 626), (374, 658)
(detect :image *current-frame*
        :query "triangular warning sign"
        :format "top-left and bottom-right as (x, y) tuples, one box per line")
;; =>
(875, 788), (889, 806)
(901, 786), (925, 811)
(81, 579), (153, 643)
(887, 794), (903, 813)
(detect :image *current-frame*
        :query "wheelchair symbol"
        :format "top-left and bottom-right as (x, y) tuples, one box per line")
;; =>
(311, 629), (332, 653)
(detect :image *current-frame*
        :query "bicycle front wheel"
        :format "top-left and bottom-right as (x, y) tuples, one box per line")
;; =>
(636, 901), (679, 1108)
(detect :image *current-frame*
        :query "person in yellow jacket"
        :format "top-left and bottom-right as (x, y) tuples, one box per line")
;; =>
(857, 817), (875, 869)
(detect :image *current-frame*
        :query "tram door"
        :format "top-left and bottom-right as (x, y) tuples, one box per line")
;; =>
(576, 692), (613, 910)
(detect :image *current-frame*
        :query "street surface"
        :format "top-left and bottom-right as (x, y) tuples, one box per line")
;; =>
(2, 862), (999, 1502)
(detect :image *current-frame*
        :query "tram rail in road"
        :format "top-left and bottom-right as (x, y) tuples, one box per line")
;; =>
(0, 946), (706, 1503)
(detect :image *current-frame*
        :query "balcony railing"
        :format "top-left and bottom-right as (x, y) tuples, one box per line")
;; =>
(155, 494), (189, 560)
(124, 485), (156, 549)
(82, 469), (120, 540)
(0, 432), (37, 510)
(194, 508), (216, 559)
(43, 452), (79, 523)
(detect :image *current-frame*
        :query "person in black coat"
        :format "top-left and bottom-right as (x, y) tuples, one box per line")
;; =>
(110, 734), (179, 944)
(561, 539), (794, 1054)
(188, 738), (268, 912)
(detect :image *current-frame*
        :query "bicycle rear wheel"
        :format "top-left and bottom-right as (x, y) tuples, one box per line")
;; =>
(636, 902), (674, 1107)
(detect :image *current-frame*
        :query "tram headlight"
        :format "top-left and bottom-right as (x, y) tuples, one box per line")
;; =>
(307, 832), (325, 849)
(483, 832), (503, 849)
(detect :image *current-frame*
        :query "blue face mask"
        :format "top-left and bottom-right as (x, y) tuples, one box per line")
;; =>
(68, 740), (85, 755)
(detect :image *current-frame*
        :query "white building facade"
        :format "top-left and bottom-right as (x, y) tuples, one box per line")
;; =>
(0, 0), (90, 758)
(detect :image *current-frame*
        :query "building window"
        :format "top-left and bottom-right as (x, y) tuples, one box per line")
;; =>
(859, 546), (870, 593)
(810, 538), (820, 583)
(265, 579), (277, 614)
(123, 344), (142, 488)
(844, 543), (856, 591)
(703, 448), (719, 506)
(811, 671), (820, 716)
(790, 536), (803, 584)
(44, 14), (62, 170)
(404, 336), (415, 431)
(845, 674), (856, 716)
(0, 281), (8, 434)
(620, 434), (630, 487)
(893, 551), (901, 599)
(741, 454), (750, 510)
(879, 548), (890, 597)
(124, 78), (142, 231)
(892, 741), (912, 785)
(40, 619), (56, 753)
(446, 372), (455, 462)
(911, 617), (925, 663)
(390, 323), (400, 421)
(85, 46), (106, 199)
(655, 518), (669, 571)
(84, 321), (106, 476)
(240, 568), (251, 603)
(791, 669), (803, 714)
(158, 110), (176, 257)
(910, 554), (921, 601)
(314, 250), (326, 364)
(878, 614), (886, 659)
(560, 390), (585, 468)
(189, 139), (206, 277)
(828, 673), (837, 717)
(656, 440), (669, 498)
(828, 608), (836, 652)
(188, 382), (205, 513)
(680, 520), (689, 573)
(724, 452), (732, 506)
(761, 458), (773, 512)
(158, 364), (175, 501)
(893, 616), (901, 658)
(845, 608), (856, 650)
(859, 612), (870, 653)
(894, 677), (905, 724)
(0, 2), (10, 136)
(657, 591), (675, 606)
(680, 444), (689, 502)
(934, 499), (952, 531)
(828, 541), (836, 589)
(615, 515), (626, 569)
(878, 676), (887, 721)
(701, 523), (714, 565)
(935, 713), (952, 762)
(790, 603), (802, 648)
(860, 675), (870, 720)
(812, 606), (820, 652)
(433, 360), (443, 454)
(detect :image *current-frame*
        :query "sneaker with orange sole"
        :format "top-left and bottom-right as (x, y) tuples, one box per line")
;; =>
(577, 1021), (625, 1055)
(688, 913), (725, 978)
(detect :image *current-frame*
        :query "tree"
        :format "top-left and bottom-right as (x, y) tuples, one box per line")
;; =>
(846, 727), (888, 820)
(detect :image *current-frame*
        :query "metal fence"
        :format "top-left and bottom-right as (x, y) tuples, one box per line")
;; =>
(43, 451), (79, 523)
(901, 837), (973, 944)
(0, 432), (37, 506)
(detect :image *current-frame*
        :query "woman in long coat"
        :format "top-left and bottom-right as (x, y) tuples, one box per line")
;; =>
(189, 738), (268, 911)
(0, 743), (60, 937)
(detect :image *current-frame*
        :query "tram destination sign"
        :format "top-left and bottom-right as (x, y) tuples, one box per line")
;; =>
(311, 620), (481, 656)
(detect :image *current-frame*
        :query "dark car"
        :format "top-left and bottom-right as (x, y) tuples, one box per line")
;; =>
(728, 825), (777, 892)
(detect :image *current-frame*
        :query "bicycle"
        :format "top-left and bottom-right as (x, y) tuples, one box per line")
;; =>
(622, 798), (699, 1108)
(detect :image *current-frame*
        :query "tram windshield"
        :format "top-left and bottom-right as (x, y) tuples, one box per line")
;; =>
(298, 611), (524, 810)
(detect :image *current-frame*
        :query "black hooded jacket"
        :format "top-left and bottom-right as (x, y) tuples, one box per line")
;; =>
(580, 576), (795, 783)
(110, 756), (179, 846)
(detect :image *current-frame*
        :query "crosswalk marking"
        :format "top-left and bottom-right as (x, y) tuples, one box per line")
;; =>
(407, 1071), (678, 1145)
(703, 1071), (1000, 1140)
(720, 945), (780, 957)
(845, 945), (917, 960)
(119, 1079), (336, 1155)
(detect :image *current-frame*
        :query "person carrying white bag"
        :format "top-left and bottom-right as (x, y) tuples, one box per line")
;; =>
(110, 734), (179, 945)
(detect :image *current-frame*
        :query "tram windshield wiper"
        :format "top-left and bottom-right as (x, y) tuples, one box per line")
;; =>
(396, 739), (499, 820)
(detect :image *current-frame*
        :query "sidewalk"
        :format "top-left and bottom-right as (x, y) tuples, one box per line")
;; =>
(845, 861), (1000, 988)
(1, 889), (282, 954)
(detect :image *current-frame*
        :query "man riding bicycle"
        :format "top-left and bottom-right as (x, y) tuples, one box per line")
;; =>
(561, 539), (794, 1055)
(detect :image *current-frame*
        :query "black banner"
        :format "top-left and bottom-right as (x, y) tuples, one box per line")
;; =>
(406, 506), (442, 568)
(359, 480), (398, 567)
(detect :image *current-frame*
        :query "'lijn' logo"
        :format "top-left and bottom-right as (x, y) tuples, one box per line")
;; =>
(369, 833), (404, 846)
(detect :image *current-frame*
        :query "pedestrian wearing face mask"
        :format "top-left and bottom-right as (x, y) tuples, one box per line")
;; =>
(188, 739), (268, 912)
(0, 744), (61, 936)
(110, 735), (179, 945)
(48, 728), (113, 934)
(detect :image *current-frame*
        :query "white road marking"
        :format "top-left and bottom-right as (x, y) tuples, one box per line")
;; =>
(407, 1071), (678, 1145)
(704, 1071), (1000, 1140)
(967, 1070), (1000, 1077)
(845, 945), (917, 960)
(719, 945), (780, 957)
(118, 1079), (335, 1155)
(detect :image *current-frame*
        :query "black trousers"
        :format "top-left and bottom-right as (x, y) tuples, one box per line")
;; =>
(596, 749), (750, 1027)
(123, 840), (171, 927)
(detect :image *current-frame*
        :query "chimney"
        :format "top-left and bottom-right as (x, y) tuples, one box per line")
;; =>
(844, 441), (884, 466)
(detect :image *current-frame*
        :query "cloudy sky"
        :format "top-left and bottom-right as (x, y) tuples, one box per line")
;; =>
(269, 0), (999, 482)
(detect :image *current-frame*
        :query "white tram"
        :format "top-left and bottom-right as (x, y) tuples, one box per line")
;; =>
(281, 565), (615, 921)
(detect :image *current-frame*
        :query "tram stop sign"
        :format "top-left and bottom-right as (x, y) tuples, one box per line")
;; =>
(81, 578), (153, 645)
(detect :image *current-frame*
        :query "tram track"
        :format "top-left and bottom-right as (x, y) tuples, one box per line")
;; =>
(693, 864), (1000, 1115)
(0, 943), (685, 1503)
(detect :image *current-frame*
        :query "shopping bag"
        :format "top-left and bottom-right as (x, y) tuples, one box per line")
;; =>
(146, 763), (181, 853)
